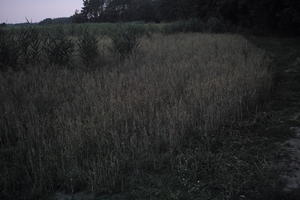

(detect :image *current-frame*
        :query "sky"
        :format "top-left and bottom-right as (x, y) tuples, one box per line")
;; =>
(0, 0), (83, 24)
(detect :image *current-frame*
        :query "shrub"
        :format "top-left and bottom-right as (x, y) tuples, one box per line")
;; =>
(17, 27), (42, 64)
(109, 24), (145, 59)
(0, 30), (19, 70)
(78, 29), (99, 67)
(163, 18), (205, 34)
(162, 18), (230, 34)
(163, 21), (186, 34)
(43, 28), (74, 65)
(206, 17), (227, 33)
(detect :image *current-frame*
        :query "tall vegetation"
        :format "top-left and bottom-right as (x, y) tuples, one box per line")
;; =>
(78, 29), (100, 67)
(109, 24), (144, 59)
(0, 30), (19, 70)
(0, 33), (272, 199)
(17, 27), (42, 65)
(43, 29), (74, 66)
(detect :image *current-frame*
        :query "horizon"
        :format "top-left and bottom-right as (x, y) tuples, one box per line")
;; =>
(0, 0), (83, 24)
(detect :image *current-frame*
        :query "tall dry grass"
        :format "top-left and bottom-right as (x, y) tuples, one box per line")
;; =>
(0, 33), (271, 199)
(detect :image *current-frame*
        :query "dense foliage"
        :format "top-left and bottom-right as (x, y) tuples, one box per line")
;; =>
(72, 0), (300, 34)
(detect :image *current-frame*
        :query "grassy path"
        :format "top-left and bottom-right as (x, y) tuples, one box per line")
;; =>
(252, 37), (300, 199)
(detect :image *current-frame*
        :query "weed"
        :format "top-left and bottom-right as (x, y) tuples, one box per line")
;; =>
(108, 24), (145, 59)
(17, 27), (42, 64)
(78, 29), (99, 68)
(0, 30), (19, 70)
(43, 28), (74, 65)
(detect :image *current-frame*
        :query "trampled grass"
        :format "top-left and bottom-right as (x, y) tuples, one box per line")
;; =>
(0, 33), (273, 199)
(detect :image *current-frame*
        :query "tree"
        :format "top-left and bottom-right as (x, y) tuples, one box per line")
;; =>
(71, 10), (86, 23)
(81, 0), (107, 21)
(77, 0), (300, 34)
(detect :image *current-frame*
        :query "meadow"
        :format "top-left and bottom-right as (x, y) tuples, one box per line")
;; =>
(0, 24), (276, 200)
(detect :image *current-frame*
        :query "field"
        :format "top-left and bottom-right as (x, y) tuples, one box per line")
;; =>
(0, 24), (280, 200)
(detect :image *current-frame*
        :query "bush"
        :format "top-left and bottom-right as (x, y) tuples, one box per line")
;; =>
(0, 30), (19, 70)
(78, 29), (99, 67)
(162, 18), (230, 34)
(278, 7), (300, 34)
(109, 24), (145, 59)
(43, 28), (74, 65)
(17, 27), (42, 64)
(206, 17), (227, 33)
(163, 18), (205, 34)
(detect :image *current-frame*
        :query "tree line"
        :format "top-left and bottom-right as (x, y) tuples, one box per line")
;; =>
(72, 0), (300, 34)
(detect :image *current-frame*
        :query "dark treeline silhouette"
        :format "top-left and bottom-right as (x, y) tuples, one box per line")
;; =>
(39, 17), (72, 25)
(72, 0), (300, 34)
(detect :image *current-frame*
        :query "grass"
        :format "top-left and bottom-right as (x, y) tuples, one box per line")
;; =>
(4, 23), (161, 38)
(0, 25), (276, 200)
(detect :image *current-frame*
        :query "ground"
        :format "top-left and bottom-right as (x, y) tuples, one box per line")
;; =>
(251, 36), (300, 199)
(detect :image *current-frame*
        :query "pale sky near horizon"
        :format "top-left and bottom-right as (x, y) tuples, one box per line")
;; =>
(0, 0), (83, 23)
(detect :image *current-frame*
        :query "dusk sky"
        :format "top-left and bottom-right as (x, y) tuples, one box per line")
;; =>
(0, 0), (83, 23)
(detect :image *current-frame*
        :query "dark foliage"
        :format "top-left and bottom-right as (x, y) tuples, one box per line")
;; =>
(39, 18), (53, 25)
(17, 27), (42, 64)
(0, 30), (19, 70)
(78, 29), (99, 67)
(71, 10), (86, 23)
(39, 17), (72, 25)
(43, 29), (74, 65)
(76, 0), (300, 34)
(108, 24), (144, 59)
